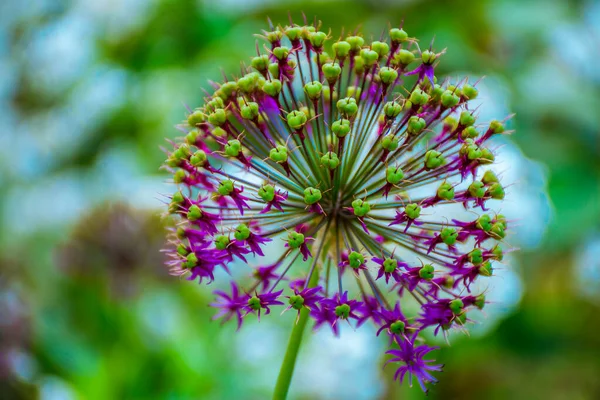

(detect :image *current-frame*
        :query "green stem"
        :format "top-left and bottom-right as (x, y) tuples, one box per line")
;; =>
(272, 267), (320, 400)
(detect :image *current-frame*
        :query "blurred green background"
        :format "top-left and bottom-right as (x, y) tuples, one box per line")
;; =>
(1, 0), (599, 399)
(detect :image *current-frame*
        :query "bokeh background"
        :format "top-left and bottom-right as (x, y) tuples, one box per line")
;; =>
(1, 0), (599, 399)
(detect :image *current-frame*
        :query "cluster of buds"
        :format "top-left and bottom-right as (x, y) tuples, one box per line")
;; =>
(162, 18), (513, 392)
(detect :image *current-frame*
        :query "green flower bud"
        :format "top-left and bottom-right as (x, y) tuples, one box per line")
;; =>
(320, 151), (340, 170)
(469, 248), (484, 265)
(461, 140), (482, 161)
(383, 258), (398, 273)
(476, 214), (493, 232)
(371, 41), (390, 58)
(475, 294), (486, 309)
(336, 97), (358, 117)
(313, 51), (331, 65)
(348, 251), (365, 269)
(322, 62), (342, 84)
(206, 97), (225, 113)
(409, 88), (430, 106)
(405, 203), (421, 219)
(437, 182), (455, 200)
(479, 148), (495, 164)
(185, 252), (198, 268)
(234, 223), (250, 241)
(424, 150), (446, 169)
(461, 126), (479, 140)
(187, 110), (206, 126)
(421, 50), (436, 64)
(332, 41), (351, 59)
(462, 84), (478, 100)
(449, 298), (464, 314)
(346, 86), (361, 99)
(251, 55), (269, 72)
(258, 184), (275, 202)
(208, 109), (227, 126)
(386, 166), (404, 185)
(262, 79), (282, 97)
(444, 116), (458, 132)
(176, 243), (189, 256)
(468, 181), (486, 198)
(490, 222), (506, 239)
(287, 231), (305, 249)
(442, 275), (455, 289)
(360, 48), (379, 67)
(173, 169), (186, 184)
(285, 26), (302, 41)
(268, 63), (280, 79)
(430, 84), (444, 101)
(309, 31), (327, 48)
(390, 320), (405, 334)
(272, 46), (290, 61)
(389, 28), (408, 43)
(172, 191), (185, 204)
(392, 49), (415, 67)
(287, 110), (308, 130)
(460, 111), (476, 127)
(491, 245), (504, 261)
(335, 303), (351, 319)
(288, 295), (305, 310)
(247, 296), (261, 310)
(407, 116), (426, 135)
(269, 146), (288, 163)
(383, 101), (402, 118)
(351, 199), (370, 217)
(237, 72), (261, 93)
(224, 139), (242, 157)
(378, 67), (398, 85)
(215, 235), (230, 250)
(346, 35), (364, 51)
(185, 129), (199, 145)
(487, 182), (505, 199)
(212, 127), (227, 138)
(479, 261), (493, 277)
(353, 55), (365, 74)
(218, 179), (235, 196)
(381, 135), (399, 151)
(489, 120), (505, 134)
(304, 81), (323, 100)
(187, 204), (202, 221)
(332, 119), (351, 137)
(482, 170), (499, 185)
(240, 102), (259, 120)
(441, 227), (458, 246)
(441, 90), (460, 108)
(219, 81), (237, 98)
(303, 187), (322, 205)
(454, 312), (467, 326)
(172, 144), (191, 161)
(419, 264), (435, 280)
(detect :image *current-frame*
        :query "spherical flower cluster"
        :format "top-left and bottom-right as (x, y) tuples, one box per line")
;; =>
(162, 18), (512, 392)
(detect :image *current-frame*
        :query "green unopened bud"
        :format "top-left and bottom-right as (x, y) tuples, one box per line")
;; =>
(234, 223), (250, 241)
(173, 169), (186, 184)
(346, 86), (361, 99)
(461, 126), (479, 140)
(247, 296), (261, 310)
(258, 184), (275, 202)
(392, 49), (415, 67)
(378, 67), (398, 85)
(441, 227), (458, 245)
(441, 90), (460, 108)
(240, 102), (259, 120)
(491, 245), (504, 261)
(460, 111), (476, 127)
(333, 41), (351, 59)
(322, 63), (342, 84)
(442, 275), (455, 289)
(224, 139), (242, 157)
(321, 151), (340, 170)
(237, 72), (261, 93)
(383, 101), (402, 118)
(405, 203), (421, 219)
(269, 146), (288, 163)
(353, 55), (365, 74)
(487, 182), (505, 199)
(424, 150), (446, 169)
(444, 116), (458, 132)
(336, 97), (358, 117)
(351, 199), (370, 217)
(482, 170), (499, 185)
(309, 31), (327, 48)
(390, 320), (405, 334)
(386, 166), (404, 185)
(285, 26), (302, 41)
(409, 88), (430, 106)
(390, 28), (408, 43)
(304, 81), (323, 100)
(469, 248), (484, 265)
(468, 181), (486, 198)
(288, 295), (305, 310)
(251, 55), (269, 72)
(479, 261), (493, 277)
(479, 148), (495, 164)
(360, 48), (379, 67)
(421, 50), (436, 64)
(185, 252), (198, 268)
(335, 303), (351, 319)
(475, 294), (486, 309)
(303, 187), (322, 205)
(462, 84), (478, 100)
(263, 79), (282, 97)
(437, 182), (455, 200)
(490, 222), (506, 239)
(208, 109), (227, 126)
(287, 231), (305, 249)
(332, 119), (351, 137)
(218, 180), (235, 196)
(176, 243), (189, 256)
(371, 41), (390, 58)
(455, 312), (467, 326)
(215, 235), (230, 250)
(407, 116), (426, 135)
(287, 110), (308, 130)
(489, 120), (505, 134)
(346, 35), (364, 51)
(460, 140), (481, 160)
(190, 150), (207, 167)
(381, 135), (399, 151)
(419, 264), (435, 280)
(272, 46), (290, 61)
(187, 204), (202, 221)
(383, 258), (398, 273)
(348, 251), (365, 269)
(430, 84), (444, 101)
(476, 214), (493, 232)
(172, 191), (185, 204)
(187, 110), (206, 126)
(185, 129), (199, 145)
(268, 63), (280, 79)
(449, 298), (464, 314)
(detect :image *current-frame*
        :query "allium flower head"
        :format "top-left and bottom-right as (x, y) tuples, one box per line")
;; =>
(162, 18), (513, 392)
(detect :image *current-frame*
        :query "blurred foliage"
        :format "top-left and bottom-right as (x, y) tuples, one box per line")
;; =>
(1, 0), (599, 399)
